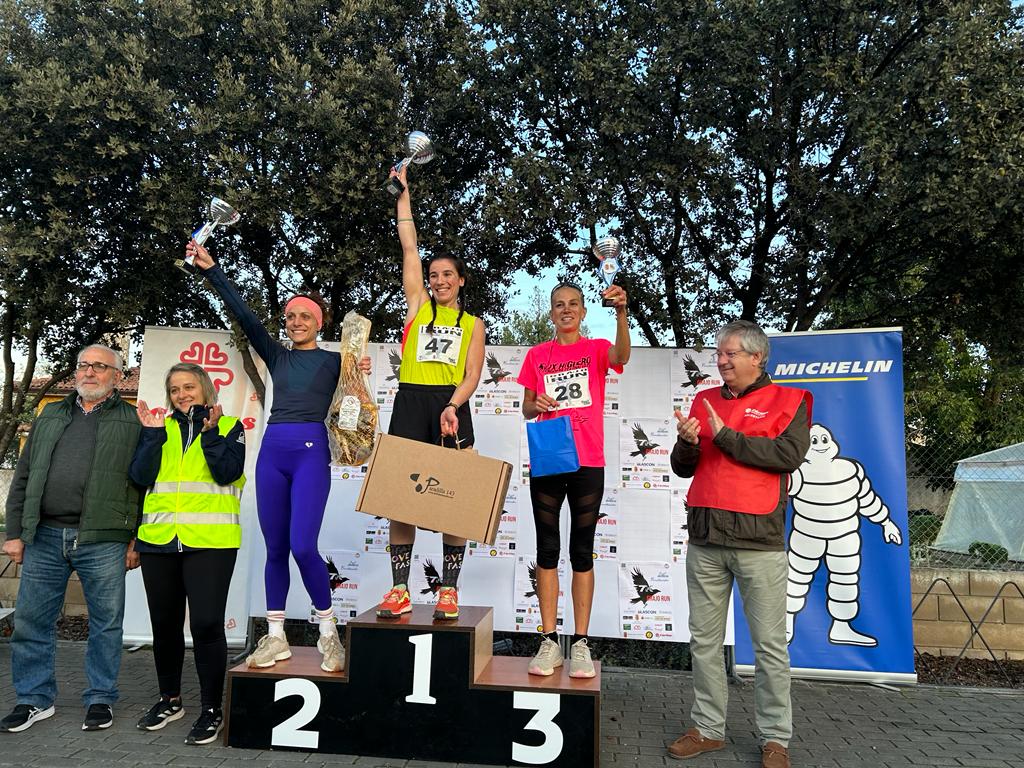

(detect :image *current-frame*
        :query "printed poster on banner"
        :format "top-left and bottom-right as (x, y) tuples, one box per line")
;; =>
(309, 550), (361, 624)
(671, 349), (720, 413)
(374, 343), (403, 412)
(362, 516), (391, 553)
(468, 485), (519, 558)
(670, 488), (690, 562)
(409, 553), (445, 606)
(604, 368), (621, 416)
(514, 556), (566, 633)
(472, 347), (526, 415)
(619, 418), (673, 489)
(618, 562), (674, 640)
(593, 488), (619, 560)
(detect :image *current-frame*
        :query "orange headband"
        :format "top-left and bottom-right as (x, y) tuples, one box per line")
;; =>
(285, 296), (323, 329)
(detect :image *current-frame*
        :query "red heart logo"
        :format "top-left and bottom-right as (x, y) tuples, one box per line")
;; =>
(204, 343), (230, 366)
(179, 342), (204, 364)
(208, 367), (234, 392)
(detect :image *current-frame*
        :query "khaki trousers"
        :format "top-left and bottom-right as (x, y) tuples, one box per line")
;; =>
(686, 543), (792, 746)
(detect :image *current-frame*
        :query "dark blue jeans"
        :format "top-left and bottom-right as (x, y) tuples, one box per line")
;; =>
(11, 525), (127, 708)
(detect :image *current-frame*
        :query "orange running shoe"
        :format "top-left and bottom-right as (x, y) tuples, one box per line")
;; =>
(434, 587), (459, 620)
(377, 586), (412, 618)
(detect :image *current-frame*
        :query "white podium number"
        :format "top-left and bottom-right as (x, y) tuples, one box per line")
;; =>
(406, 633), (437, 705)
(512, 691), (563, 764)
(271, 678), (321, 749)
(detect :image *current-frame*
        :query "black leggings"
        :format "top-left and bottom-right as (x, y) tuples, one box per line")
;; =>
(140, 549), (237, 708)
(530, 466), (604, 572)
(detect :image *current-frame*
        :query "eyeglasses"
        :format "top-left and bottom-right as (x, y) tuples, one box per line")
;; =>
(76, 361), (117, 373)
(715, 350), (750, 361)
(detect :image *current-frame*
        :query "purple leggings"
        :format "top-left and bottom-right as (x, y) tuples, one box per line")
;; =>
(256, 422), (332, 611)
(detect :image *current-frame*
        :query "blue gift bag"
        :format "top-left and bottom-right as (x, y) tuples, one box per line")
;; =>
(526, 415), (580, 477)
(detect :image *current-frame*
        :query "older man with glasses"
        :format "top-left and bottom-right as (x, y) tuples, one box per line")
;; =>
(667, 321), (811, 768)
(1, 344), (142, 734)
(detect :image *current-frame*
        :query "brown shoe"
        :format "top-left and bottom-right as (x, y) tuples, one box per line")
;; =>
(762, 741), (790, 768)
(667, 728), (725, 760)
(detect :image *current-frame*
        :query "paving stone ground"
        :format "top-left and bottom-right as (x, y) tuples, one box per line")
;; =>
(0, 641), (1021, 768)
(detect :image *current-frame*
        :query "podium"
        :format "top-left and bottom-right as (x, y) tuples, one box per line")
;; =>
(225, 605), (600, 767)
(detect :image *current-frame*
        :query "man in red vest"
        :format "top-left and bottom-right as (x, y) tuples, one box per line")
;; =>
(667, 321), (811, 768)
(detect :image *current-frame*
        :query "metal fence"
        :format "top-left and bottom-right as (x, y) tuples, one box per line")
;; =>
(906, 438), (1023, 571)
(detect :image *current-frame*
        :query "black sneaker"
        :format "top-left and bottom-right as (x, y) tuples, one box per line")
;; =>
(0, 704), (55, 733)
(184, 708), (223, 745)
(82, 703), (113, 731)
(137, 697), (184, 731)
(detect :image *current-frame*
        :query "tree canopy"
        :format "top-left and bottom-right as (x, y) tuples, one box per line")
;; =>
(2, 0), (1022, 464)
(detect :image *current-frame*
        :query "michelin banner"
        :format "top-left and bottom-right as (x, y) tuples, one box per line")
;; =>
(733, 329), (916, 684)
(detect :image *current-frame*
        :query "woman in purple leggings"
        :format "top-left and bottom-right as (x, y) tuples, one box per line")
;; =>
(186, 240), (366, 674)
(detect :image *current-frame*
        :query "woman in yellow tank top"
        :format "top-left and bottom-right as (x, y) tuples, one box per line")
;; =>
(376, 163), (486, 622)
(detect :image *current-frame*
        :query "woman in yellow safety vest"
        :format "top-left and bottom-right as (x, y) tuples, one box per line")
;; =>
(129, 363), (245, 746)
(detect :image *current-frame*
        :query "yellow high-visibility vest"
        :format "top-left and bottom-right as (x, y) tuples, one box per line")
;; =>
(138, 416), (245, 548)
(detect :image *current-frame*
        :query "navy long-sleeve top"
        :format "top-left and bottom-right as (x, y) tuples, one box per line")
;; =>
(202, 265), (340, 423)
(130, 404), (246, 552)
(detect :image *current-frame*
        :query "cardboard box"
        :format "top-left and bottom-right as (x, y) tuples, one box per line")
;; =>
(355, 434), (513, 544)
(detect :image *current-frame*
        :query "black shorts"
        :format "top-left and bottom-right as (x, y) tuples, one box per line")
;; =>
(389, 383), (475, 448)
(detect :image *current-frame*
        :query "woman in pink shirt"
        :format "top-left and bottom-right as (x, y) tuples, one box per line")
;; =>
(518, 281), (630, 677)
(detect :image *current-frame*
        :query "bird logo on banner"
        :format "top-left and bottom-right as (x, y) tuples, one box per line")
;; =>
(681, 354), (711, 388)
(484, 352), (512, 386)
(630, 423), (660, 462)
(630, 567), (661, 605)
(421, 560), (442, 595)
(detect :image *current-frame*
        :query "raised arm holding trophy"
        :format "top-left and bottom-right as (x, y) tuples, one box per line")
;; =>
(385, 131), (435, 197)
(175, 197), (240, 275)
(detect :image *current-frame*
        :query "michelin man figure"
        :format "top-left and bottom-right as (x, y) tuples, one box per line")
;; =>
(786, 423), (902, 646)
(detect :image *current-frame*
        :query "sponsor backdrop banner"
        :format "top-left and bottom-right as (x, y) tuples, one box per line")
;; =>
(732, 329), (915, 683)
(136, 326), (914, 682)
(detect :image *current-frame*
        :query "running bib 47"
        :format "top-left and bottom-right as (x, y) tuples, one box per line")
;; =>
(416, 325), (463, 366)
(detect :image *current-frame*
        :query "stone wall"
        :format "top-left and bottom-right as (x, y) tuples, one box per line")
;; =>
(912, 567), (1024, 660)
(0, 532), (88, 617)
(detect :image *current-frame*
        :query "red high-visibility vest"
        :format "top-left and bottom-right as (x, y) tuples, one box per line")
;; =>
(687, 384), (812, 515)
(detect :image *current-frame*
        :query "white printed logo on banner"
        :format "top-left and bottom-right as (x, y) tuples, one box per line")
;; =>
(670, 489), (690, 562)
(362, 516), (391, 553)
(618, 562), (674, 640)
(671, 350), (720, 413)
(619, 419), (673, 489)
(593, 488), (619, 560)
(514, 556), (566, 633)
(309, 551), (361, 624)
(604, 369), (621, 416)
(473, 348), (526, 415)
(468, 485), (519, 557)
(519, 421), (532, 485)
(374, 344), (403, 412)
(409, 553), (445, 606)
(331, 464), (369, 482)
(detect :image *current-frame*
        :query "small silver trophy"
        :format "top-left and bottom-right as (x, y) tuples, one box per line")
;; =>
(176, 197), (241, 275)
(386, 131), (435, 197)
(593, 236), (621, 307)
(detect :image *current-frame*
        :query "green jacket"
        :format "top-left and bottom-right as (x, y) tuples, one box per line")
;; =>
(9, 391), (142, 545)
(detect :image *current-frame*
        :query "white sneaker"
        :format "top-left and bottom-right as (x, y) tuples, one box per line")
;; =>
(246, 634), (291, 668)
(318, 632), (345, 673)
(528, 637), (563, 676)
(569, 638), (596, 678)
